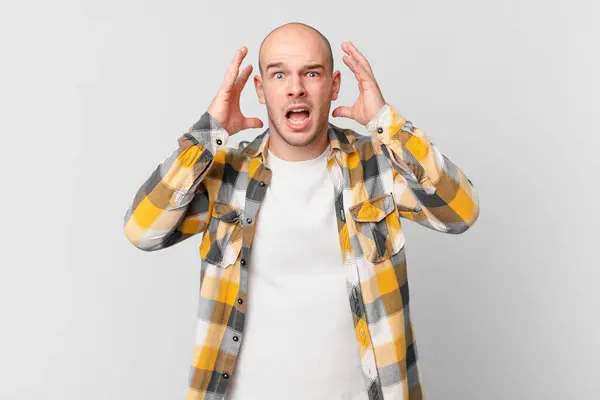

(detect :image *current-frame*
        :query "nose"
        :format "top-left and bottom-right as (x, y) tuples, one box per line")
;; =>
(287, 75), (306, 98)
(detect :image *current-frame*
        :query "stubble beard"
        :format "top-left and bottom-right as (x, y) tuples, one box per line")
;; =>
(266, 101), (330, 148)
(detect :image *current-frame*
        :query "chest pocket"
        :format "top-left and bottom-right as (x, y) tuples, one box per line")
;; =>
(349, 193), (406, 264)
(199, 200), (243, 268)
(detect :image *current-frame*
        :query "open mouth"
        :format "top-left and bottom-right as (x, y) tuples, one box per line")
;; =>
(285, 108), (311, 130)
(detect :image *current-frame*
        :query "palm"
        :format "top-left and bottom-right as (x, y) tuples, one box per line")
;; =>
(332, 42), (385, 126)
(348, 80), (382, 125)
(208, 47), (263, 135)
(214, 88), (246, 134)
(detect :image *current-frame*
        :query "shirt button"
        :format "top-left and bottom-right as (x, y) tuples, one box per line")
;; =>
(240, 259), (246, 266)
(377, 127), (383, 133)
(222, 373), (229, 379)
(216, 138), (223, 145)
(233, 336), (239, 342)
(246, 217), (252, 224)
(258, 181), (265, 187)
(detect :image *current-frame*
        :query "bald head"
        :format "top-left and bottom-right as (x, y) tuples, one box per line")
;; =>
(258, 22), (334, 77)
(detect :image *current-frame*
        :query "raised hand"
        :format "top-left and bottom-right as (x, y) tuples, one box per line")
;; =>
(207, 46), (264, 135)
(331, 41), (386, 126)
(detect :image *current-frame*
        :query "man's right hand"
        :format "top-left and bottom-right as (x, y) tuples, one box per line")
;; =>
(207, 46), (264, 136)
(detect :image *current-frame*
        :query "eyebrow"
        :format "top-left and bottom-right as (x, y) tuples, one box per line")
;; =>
(265, 62), (326, 71)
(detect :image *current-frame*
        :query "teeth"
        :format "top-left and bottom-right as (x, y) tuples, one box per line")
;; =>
(289, 109), (308, 113)
(288, 116), (309, 124)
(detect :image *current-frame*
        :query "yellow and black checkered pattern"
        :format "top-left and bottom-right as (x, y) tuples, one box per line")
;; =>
(123, 103), (480, 400)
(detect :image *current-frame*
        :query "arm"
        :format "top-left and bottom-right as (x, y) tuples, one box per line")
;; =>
(123, 112), (230, 251)
(367, 103), (480, 234)
(123, 45), (262, 251)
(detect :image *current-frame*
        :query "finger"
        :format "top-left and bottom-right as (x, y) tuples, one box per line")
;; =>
(341, 42), (374, 79)
(331, 106), (352, 119)
(234, 64), (253, 91)
(344, 51), (374, 81)
(222, 47), (248, 91)
(343, 41), (374, 75)
(342, 54), (369, 83)
(244, 117), (264, 129)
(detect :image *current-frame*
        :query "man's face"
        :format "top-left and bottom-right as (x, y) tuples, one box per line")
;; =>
(254, 30), (341, 147)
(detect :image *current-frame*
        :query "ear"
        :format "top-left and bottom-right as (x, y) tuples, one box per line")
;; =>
(254, 74), (266, 104)
(331, 70), (341, 101)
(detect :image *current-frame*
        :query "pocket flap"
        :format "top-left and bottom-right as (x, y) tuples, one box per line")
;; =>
(349, 193), (395, 223)
(211, 201), (241, 222)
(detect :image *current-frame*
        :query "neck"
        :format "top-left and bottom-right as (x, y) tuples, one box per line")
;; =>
(267, 125), (330, 162)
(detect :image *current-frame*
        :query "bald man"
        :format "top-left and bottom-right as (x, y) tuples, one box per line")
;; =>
(124, 22), (480, 400)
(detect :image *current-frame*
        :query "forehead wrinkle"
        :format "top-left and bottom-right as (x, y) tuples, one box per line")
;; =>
(265, 60), (326, 72)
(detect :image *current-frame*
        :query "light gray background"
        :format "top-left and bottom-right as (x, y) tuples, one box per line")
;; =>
(2, 0), (598, 399)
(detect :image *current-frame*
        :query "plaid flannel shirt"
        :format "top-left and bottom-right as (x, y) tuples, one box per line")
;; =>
(123, 103), (480, 400)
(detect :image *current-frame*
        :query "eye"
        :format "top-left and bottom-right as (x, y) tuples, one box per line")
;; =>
(307, 71), (319, 77)
(274, 72), (284, 79)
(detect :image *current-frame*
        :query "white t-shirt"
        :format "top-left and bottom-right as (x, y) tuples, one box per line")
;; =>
(225, 144), (368, 400)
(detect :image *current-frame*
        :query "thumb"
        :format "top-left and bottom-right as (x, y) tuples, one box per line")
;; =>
(244, 117), (264, 129)
(332, 106), (352, 119)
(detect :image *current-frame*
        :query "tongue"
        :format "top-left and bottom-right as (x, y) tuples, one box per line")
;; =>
(288, 110), (309, 120)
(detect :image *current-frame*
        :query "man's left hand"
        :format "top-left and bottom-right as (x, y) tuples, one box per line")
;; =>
(331, 41), (386, 126)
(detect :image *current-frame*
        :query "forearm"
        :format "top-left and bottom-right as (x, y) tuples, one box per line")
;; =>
(123, 111), (229, 250)
(369, 103), (480, 233)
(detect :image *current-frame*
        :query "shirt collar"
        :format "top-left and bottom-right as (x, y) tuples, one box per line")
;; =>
(240, 122), (357, 163)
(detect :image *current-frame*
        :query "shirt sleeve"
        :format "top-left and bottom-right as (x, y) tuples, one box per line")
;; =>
(367, 103), (480, 234)
(122, 111), (229, 251)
